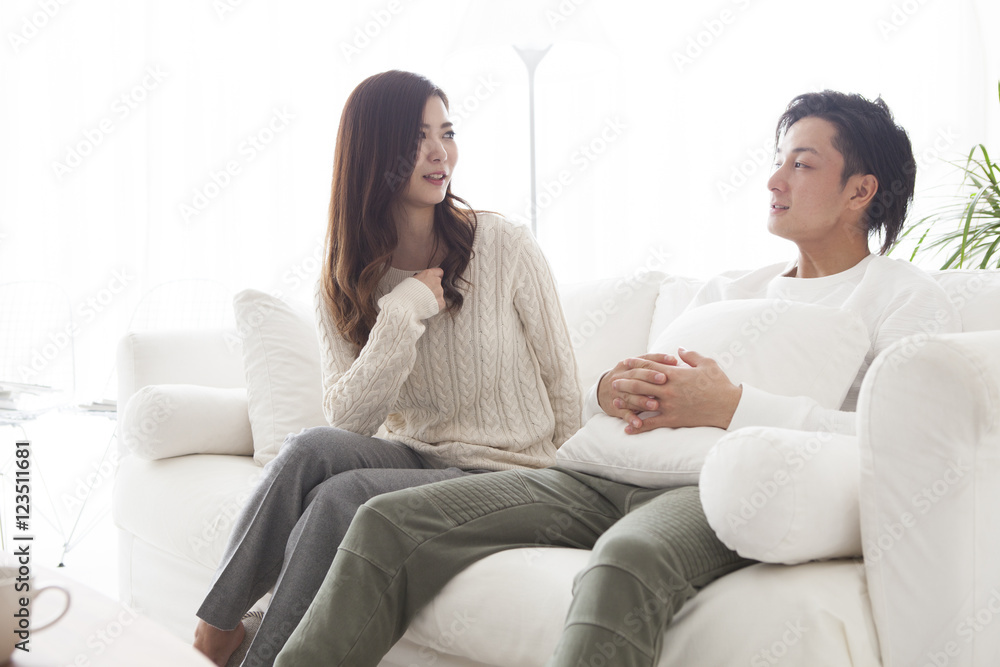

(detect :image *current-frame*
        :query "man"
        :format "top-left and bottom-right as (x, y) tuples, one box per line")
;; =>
(275, 91), (961, 667)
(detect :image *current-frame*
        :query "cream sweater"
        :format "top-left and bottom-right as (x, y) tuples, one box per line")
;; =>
(315, 213), (582, 471)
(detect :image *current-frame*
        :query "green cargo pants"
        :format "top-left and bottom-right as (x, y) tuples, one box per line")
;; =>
(275, 467), (753, 667)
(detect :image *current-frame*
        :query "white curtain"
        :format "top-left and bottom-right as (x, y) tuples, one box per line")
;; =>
(1, 0), (994, 400)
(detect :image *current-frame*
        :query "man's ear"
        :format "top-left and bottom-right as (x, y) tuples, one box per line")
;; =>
(847, 173), (879, 210)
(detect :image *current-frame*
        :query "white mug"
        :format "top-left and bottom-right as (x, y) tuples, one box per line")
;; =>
(0, 565), (71, 661)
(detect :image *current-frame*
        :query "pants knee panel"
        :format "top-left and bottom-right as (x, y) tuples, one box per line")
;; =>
(363, 487), (432, 530)
(589, 531), (666, 570)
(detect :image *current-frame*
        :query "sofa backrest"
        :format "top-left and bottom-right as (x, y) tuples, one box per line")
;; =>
(559, 268), (1000, 393)
(929, 269), (1000, 332)
(558, 271), (668, 393)
(115, 268), (1000, 418)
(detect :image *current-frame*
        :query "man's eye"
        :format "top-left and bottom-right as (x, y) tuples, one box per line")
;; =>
(444, 131), (456, 139)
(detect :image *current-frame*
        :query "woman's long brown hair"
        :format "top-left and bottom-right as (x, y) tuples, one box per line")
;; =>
(322, 70), (476, 348)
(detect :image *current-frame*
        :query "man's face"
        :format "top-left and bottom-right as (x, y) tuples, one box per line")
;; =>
(766, 116), (865, 249)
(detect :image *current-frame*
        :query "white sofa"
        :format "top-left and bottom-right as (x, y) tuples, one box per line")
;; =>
(113, 266), (1000, 666)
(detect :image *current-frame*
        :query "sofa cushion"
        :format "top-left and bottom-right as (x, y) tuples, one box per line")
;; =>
(558, 271), (666, 393)
(121, 384), (253, 460)
(233, 290), (327, 466)
(555, 300), (870, 487)
(701, 427), (862, 564)
(395, 549), (879, 666)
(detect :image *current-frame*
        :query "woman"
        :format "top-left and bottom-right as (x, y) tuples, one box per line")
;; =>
(192, 70), (581, 667)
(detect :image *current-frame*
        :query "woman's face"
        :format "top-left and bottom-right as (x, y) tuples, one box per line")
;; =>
(397, 95), (458, 214)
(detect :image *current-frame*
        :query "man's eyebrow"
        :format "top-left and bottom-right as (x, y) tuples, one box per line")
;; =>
(781, 146), (820, 156)
(421, 122), (454, 129)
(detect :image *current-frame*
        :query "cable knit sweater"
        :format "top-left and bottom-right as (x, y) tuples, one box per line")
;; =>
(314, 212), (582, 471)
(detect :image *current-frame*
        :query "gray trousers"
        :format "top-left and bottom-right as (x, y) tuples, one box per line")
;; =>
(195, 426), (480, 667)
(275, 467), (754, 667)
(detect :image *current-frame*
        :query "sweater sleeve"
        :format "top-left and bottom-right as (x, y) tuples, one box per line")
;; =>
(511, 225), (583, 446)
(315, 277), (440, 436)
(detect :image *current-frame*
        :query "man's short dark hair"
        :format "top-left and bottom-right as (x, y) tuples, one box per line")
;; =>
(775, 91), (916, 254)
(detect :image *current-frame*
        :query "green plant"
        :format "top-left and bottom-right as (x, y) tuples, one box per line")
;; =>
(900, 82), (1000, 269)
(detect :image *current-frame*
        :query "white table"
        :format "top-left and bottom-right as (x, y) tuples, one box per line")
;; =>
(12, 568), (213, 667)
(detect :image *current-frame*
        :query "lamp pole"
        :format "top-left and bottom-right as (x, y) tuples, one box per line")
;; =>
(512, 44), (552, 236)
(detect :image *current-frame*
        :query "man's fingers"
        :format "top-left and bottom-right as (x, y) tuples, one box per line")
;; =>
(677, 347), (708, 366)
(615, 392), (658, 413)
(638, 352), (678, 366)
(625, 413), (671, 435)
(610, 401), (644, 429)
(611, 377), (665, 397)
(623, 359), (671, 379)
(624, 368), (667, 384)
(625, 356), (661, 370)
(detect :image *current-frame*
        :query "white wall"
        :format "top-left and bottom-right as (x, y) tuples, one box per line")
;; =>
(1, 0), (995, 399)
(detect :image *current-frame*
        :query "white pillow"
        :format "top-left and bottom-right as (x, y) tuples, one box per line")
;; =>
(121, 384), (253, 460)
(555, 415), (723, 487)
(701, 427), (862, 564)
(555, 299), (869, 487)
(646, 274), (710, 350)
(233, 290), (327, 466)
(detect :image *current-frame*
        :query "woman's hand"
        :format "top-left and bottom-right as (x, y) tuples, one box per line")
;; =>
(413, 268), (446, 312)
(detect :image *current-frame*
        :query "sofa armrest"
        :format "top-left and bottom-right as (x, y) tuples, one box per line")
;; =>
(120, 385), (253, 460)
(117, 329), (246, 413)
(858, 331), (1000, 667)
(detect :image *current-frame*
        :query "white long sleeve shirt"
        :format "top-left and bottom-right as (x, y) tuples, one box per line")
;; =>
(583, 255), (960, 435)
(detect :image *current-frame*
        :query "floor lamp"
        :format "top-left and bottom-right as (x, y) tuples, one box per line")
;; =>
(449, 0), (608, 237)
(512, 44), (552, 237)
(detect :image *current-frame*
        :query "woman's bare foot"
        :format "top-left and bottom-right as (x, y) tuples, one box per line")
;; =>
(193, 619), (245, 667)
